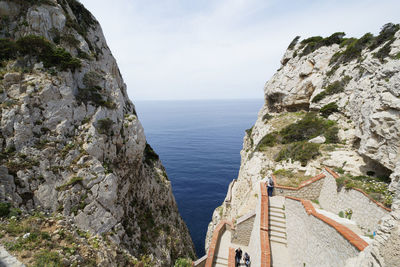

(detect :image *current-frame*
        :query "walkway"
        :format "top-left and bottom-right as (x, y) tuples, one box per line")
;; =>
(269, 196), (292, 267)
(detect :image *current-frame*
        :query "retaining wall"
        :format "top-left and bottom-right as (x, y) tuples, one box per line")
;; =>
(272, 173), (326, 200)
(231, 211), (256, 246)
(285, 197), (367, 267)
(319, 174), (390, 233)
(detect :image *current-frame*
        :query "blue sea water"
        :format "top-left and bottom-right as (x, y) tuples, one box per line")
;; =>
(134, 99), (264, 257)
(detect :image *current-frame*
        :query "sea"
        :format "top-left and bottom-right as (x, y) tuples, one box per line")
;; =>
(134, 99), (264, 257)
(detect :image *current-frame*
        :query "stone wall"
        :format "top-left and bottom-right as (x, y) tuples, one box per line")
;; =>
(286, 198), (361, 267)
(319, 175), (390, 232)
(273, 173), (326, 200)
(231, 211), (256, 246)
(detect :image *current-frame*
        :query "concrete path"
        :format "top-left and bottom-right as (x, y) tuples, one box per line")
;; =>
(0, 246), (25, 267)
(269, 196), (292, 267)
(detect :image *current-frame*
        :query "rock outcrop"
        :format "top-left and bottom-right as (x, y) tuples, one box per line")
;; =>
(0, 0), (194, 265)
(206, 24), (400, 266)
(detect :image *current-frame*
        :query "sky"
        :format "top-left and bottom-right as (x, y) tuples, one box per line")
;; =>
(80, 0), (400, 101)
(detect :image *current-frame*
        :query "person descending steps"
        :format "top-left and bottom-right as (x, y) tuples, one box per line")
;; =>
(235, 247), (242, 267)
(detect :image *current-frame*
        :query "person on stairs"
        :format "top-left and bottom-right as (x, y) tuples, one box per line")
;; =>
(244, 252), (251, 267)
(235, 247), (242, 267)
(267, 175), (274, 197)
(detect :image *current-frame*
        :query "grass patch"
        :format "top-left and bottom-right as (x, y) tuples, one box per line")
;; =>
(33, 249), (62, 267)
(272, 169), (312, 187)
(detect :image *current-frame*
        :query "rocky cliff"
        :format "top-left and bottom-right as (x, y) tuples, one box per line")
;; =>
(206, 24), (400, 266)
(0, 0), (194, 265)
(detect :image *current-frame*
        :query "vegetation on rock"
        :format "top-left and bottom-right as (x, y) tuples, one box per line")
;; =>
(0, 35), (81, 70)
(336, 174), (393, 207)
(144, 143), (159, 165)
(256, 112), (339, 165)
(320, 102), (339, 118)
(312, 76), (351, 103)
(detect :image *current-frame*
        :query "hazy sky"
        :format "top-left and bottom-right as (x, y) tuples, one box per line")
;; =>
(80, 0), (400, 101)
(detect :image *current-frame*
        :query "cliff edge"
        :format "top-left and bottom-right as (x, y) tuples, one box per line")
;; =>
(0, 0), (194, 265)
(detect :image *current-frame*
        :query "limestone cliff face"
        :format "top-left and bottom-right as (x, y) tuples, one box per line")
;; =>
(206, 25), (400, 265)
(0, 0), (194, 265)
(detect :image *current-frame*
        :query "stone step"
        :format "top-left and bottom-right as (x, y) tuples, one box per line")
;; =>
(269, 224), (287, 234)
(269, 211), (285, 219)
(270, 235), (288, 245)
(269, 220), (286, 229)
(269, 205), (285, 210)
(270, 231), (287, 239)
(269, 217), (286, 224)
(269, 207), (285, 214)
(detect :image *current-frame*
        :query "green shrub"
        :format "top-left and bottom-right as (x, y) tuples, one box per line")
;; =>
(320, 102), (339, 118)
(256, 113), (339, 158)
(245, 126), (253, 136)
(174, 258), (192, 267)
(14, 35), (81, 70)
(96, 118), (113, 135)
(279, 112), (334, 143)
(276, 141), (320, 166)
(329, 33), (374, 65)
(324, 126), (339, 143)
(257, 133), (277, 151)
(338, 211), (344, 218)
(312, 76), (351, 103)
(0, 202), (11, 217)
(83, 71), (103, 88)
(374, 41), (393, 62)
(60, 34), (80, 47)
(262, 113), (273, 122)
(33, 250), (62, 267)
(287, 36), (300, 50)
(299, 32), (346, 57)
(144, 143), (159, 165)
(369, 23), (400, 50)
(0, 38), (17, 60)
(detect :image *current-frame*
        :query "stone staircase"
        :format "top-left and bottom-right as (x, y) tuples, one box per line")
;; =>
(269, 197), (287, 246)
(269, 196), (292, 266)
